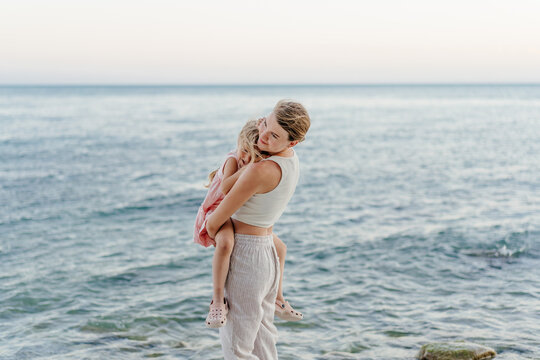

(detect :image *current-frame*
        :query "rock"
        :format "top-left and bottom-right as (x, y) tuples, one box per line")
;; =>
(417, 341), (496, 360)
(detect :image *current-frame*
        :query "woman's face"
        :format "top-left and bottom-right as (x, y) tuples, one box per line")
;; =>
(257, 112), (294, 154)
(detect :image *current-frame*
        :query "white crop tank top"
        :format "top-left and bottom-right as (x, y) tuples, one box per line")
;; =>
(231, 149), (299, 228)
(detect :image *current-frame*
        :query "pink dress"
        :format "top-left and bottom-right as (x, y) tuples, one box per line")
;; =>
(194, 151), (238, 247)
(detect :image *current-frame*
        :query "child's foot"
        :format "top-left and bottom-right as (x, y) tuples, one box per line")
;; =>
(206, 298), (229, 328)
(275, 299), (303, 321)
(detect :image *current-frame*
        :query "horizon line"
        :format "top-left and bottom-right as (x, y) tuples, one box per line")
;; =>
(1, 82), (540, 87)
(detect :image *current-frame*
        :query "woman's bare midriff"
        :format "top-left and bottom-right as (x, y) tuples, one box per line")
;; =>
(232, 218), (272, 236)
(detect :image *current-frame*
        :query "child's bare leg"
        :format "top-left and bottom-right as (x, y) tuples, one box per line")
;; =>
(273, 233), (287, 303)
(212, 219), (235, 305)
(272, 233), (303, 320)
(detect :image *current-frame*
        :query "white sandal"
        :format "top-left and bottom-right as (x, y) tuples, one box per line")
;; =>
(206, 298), (229, 328)
(275, 299), (303, 321)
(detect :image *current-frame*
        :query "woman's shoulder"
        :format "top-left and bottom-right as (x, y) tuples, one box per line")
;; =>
(254, 159), (281, 171)
(247, 160), (281, 181)
(239, 161), (281, 193)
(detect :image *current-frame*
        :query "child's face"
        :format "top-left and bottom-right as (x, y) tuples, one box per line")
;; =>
(237, 148), (252, 168)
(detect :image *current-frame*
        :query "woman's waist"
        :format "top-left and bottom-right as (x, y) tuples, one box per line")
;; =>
(232, 219), (272, 236)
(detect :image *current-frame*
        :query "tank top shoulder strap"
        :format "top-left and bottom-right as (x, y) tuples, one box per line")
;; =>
(265, 149), (297, 168)
(263, 149), (298, 188)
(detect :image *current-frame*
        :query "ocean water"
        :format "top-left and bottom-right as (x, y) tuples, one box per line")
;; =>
(1, 85), (539, 360)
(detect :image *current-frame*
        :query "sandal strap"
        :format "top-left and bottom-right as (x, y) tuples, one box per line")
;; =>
(276, 300), (302, 315)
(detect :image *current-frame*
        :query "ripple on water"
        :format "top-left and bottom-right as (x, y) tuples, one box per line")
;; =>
(90, 191), (202, 219)
(1, 290), (68, 318)
(317, 351), (365, 359)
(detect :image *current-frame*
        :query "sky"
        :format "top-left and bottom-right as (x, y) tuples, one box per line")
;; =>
(1, 0), (540, 84)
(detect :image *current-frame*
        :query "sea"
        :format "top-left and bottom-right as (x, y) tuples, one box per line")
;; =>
(1, 85), (539, 359)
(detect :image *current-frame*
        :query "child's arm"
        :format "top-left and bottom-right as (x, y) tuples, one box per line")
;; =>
(220, 163), (247, 195)
(220, 157), (238, 186)
(220, 157), (238, 194)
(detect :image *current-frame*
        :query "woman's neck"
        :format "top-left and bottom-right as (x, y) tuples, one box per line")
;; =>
(271, 147), (293, 158)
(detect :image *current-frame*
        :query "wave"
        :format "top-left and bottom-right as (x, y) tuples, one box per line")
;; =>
(463, 244), (529, 259)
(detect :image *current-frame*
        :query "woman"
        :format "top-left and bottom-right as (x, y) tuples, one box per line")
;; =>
(206, 99), (310, 359)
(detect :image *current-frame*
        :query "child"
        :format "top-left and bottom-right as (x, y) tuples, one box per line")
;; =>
(194, 119), (303, 328)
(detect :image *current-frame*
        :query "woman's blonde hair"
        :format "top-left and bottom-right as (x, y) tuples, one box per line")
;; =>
(273, 100), (310, 142)
(205, 119), (263, 187)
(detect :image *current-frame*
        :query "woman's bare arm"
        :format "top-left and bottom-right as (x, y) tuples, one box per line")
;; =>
(220, 166), (247, 195)
(206, 162), (277, 238)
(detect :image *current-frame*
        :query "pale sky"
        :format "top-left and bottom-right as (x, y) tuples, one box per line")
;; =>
(1, 0), (540, 84)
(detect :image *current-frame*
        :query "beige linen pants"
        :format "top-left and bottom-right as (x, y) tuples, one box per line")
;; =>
(219, 233), (280, 359)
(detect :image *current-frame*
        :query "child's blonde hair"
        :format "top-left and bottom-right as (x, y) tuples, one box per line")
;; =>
(205, 120), (263, 187)
(237, 119), (264, 165)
